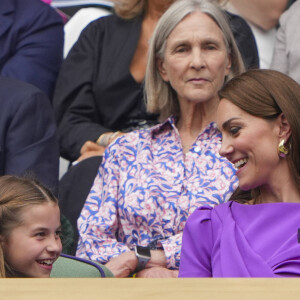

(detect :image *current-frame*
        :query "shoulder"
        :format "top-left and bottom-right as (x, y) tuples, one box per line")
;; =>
(82, 13), (141, 36)
(225, 11), (253, 34)
(225, 11), (248, 28)
(13, 0), (63, 25)
(279, 0), (300, 27)
(189, 202), (233, 225)
(212, 201), (233, 220)
(104, 124), (165, 160)
(110, 127), (154, 150)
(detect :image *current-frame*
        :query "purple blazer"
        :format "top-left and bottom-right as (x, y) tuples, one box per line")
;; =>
(179, 201), (300, 277)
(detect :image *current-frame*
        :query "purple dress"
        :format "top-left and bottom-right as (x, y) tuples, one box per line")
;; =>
(179, 201), (300, 277)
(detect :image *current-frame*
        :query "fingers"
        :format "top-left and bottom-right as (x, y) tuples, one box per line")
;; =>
(76, 150), (105, 163)
(108, 132), (125, 145)
(136, 267), (178, 278)
(80, 141), (104, 154)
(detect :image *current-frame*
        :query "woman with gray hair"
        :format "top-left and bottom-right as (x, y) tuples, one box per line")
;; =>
(54, 0), (257, 163)
(77, 0), (245, 278)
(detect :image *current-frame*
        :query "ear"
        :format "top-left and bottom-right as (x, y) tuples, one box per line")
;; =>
(156, 57), (169, 82)
(224, 54), (232, 76)
(278, 113), (291, 141)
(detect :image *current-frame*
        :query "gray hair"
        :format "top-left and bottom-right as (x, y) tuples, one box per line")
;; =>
(145, 0), (245, 121)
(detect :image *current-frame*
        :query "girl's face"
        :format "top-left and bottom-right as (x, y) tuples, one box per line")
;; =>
(2, 203), (62, 278)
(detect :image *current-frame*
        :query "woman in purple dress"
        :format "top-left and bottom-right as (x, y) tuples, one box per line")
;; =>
(179, 69), (300, 277)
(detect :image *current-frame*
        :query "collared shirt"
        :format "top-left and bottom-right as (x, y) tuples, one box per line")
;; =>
(77, 117), (238, 269)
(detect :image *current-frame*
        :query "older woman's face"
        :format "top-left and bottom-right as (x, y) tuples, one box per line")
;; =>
(158, 11), (231, 105)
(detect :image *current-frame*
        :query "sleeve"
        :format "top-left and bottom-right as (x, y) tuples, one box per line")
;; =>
(0, 4), (64, 100)
(5, 88), (59, 193)
(53, 20), (110, 162)
(270, 12), (288, 73)
(178, 207), (213, 277)
(159, 233), (183, 270)
(76, 142), (131, 263)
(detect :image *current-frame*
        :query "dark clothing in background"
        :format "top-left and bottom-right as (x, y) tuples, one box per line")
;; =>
(0, 0), (64, 100)
(226, 11), (259, 69)
(0, 76), (59, 193)
(54, 12), (258, 162)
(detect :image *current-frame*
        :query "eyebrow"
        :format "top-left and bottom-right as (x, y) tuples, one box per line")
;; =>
(32, 226), (61, 232)
(222, 118), (240, 130)
(171, 37), (221, 47)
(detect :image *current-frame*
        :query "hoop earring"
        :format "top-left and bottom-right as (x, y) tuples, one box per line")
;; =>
(278, 139), (289, 158)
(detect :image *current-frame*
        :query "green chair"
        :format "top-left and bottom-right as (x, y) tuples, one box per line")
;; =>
(51, 254), (114, 278)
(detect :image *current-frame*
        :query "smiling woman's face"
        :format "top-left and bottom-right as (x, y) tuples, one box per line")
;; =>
(217, 98), (283, 191)
(157, 11), (231, 106)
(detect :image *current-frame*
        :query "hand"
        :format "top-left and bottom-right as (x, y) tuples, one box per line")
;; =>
(76, 141), (105, 162)
(105, 251), (138, 278)
(108, 131), (125, 145)
(136, 267), (179, 278)
(80, 141), (105, 155)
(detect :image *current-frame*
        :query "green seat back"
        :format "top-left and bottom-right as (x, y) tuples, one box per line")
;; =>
(51, 254), (114, 278)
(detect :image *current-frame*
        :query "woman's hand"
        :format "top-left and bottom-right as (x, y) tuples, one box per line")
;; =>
(105, 251), (138, 278)
(76, 141), (105, 162)
(76, 132), (125, 163)
(136, 267), (179, 278)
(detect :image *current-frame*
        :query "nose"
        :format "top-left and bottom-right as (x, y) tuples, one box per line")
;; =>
(47, 236), (62, 255)
(190, 48), (204, 70)
(219, 137), (234, 158)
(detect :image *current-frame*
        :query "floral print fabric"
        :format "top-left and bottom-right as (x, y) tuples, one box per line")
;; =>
(77, 117), (238, 269)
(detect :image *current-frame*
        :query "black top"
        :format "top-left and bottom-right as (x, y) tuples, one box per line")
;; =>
(53, 13), (258, 162)
(226, 11), (259, 69)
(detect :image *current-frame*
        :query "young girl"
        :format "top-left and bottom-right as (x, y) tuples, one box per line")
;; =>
(0, 175), (62, 278)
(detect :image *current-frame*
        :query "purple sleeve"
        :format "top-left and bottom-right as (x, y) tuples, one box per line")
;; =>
(179, 207), (213, 277)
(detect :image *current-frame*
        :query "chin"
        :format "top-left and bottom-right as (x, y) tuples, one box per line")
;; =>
(28, 268), (51, 278)
(30, 272), (51, 278)
(239, 180), (260, 192)
(238, 181), (254, 191)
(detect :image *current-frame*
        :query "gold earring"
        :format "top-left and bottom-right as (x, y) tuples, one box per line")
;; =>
(278, 139), (289, 158)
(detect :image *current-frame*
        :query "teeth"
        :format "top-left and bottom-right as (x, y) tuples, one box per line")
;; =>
(234, 158), (248, 169)
(38, 259), (54, 266)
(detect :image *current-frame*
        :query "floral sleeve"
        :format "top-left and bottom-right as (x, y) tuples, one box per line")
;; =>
(76, 145), (131, 263)
(159, 233), (183, 269)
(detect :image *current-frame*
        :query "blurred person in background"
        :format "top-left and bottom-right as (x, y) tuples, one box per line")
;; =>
(0, 0), (64, 100)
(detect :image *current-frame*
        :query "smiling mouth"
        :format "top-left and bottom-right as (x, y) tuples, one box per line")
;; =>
(36, 259), (55, 266)
(234, 158), (248, 169)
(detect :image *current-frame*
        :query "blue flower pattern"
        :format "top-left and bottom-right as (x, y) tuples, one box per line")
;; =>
(77, 117), (238, 269)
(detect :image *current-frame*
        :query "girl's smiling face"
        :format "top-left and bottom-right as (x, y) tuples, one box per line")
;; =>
(217, 98), (283, 191)
(1, 202), (62, 277)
